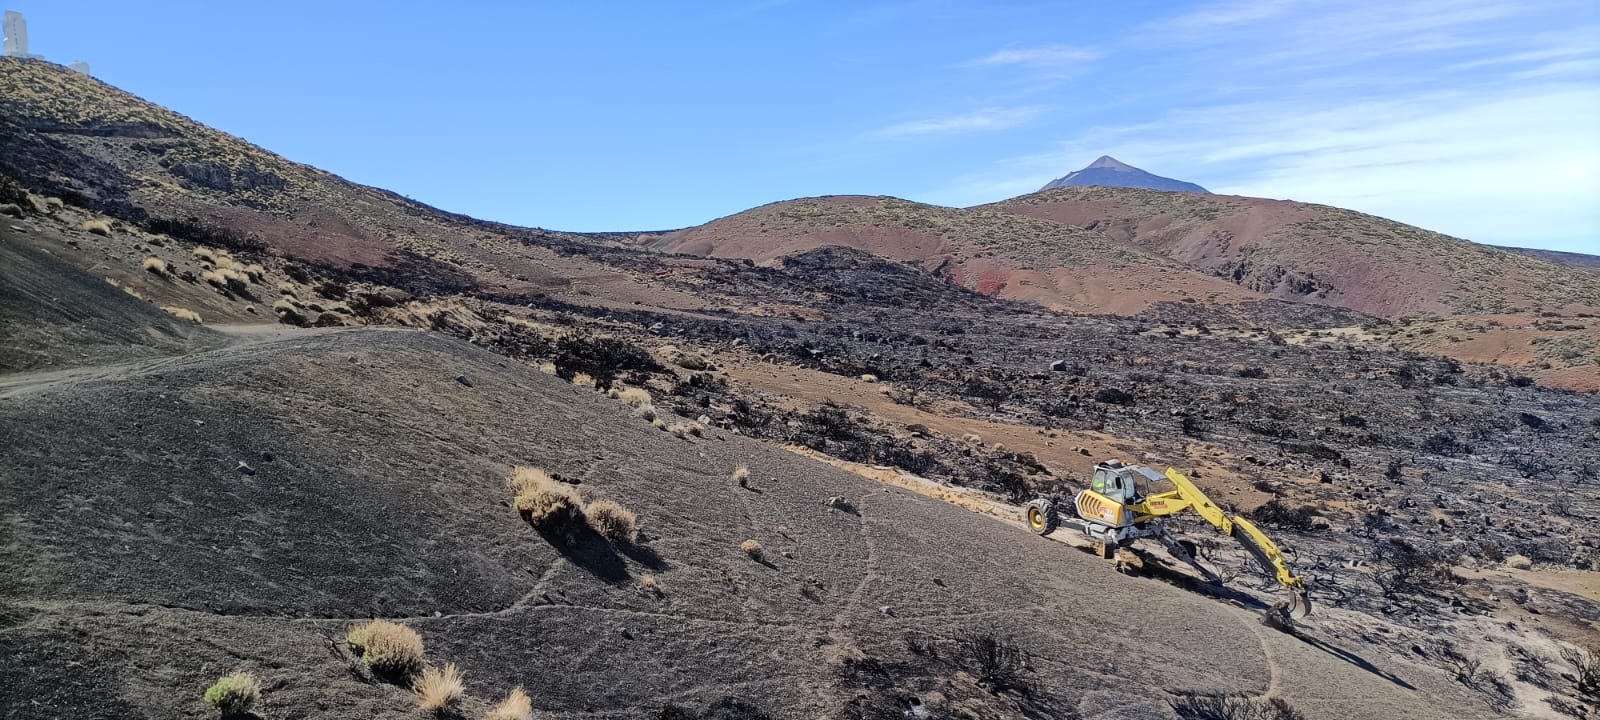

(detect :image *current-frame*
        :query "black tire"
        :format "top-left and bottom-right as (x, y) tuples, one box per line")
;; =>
(1025, 498), (1059, 536)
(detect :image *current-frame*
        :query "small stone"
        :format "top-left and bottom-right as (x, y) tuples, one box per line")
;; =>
(879, 606), (894, 617)
(235, 461), (256, 475)
(455, 374), (473, 387)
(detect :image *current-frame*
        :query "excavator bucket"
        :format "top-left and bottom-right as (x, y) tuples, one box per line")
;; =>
(1230, 517), (1312, 617)
(1286, 590), (1312, 618)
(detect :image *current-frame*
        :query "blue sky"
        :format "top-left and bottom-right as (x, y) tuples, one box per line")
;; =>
(8, 1), (1598, 252)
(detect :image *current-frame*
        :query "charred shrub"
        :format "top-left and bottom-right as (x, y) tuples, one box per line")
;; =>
(144, 216), (265, 254)
(1420, 431), (1472, 457)
(952, 628), (1032, 694)
(1093, 387), (1135, 406)
(659, 697), (775, 720)
(553, 334), (662, 391)
(1374, 539), (1459, 597)
(1171, 692), (1306, 720)
(1237, 366), (1269, 379)
(1251, 499), (1319, 531)
(962, 376), (1011, 411)
(315, 281), (349, 300)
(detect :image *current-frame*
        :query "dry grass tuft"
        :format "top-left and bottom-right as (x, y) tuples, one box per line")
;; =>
(651, 417), (668, 431)
(585, 499), (639, 543)
(203, 671), (260, 717)
(733, 465), (751, 489)
(485, 685), (533, 720)
(142, 257), (167, 274)
(277, 282), (297, 296)
(413, 663), (464, 712)
(160, 306), (202, 323)
(741, 539), (765, 561)
(81, 219), (111, 236)
(668, 421), (703, 439)
(860, 373), (878, 383)
(508, 466), (584, 533)
(634, 404), (658, 421)
(193, 246), (217, 264)
(615, 386), (652, 408)
(347, 619), (425, 675)
(243, 263), (266, 283)
(640, 574), (660, 594)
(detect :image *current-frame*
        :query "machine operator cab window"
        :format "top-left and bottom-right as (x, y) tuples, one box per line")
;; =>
(1092, 460), (1141, 504)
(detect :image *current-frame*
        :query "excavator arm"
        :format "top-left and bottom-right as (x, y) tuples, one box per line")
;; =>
(1133, 467), (1312, 616)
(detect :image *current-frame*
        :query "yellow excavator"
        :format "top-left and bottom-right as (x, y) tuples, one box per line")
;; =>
(1024, 460), (1312, 618)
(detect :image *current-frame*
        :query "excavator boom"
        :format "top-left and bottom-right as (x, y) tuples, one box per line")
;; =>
(1133, 468), (1311, 616)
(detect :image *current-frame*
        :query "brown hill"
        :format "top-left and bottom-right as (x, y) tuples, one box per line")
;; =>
(0, 57), (696, 309)
(644, 194), (1268, 314)
(986, 186), (1600, 320)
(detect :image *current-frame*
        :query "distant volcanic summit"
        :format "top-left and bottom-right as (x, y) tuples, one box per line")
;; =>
(1040, 155), (1209, 193)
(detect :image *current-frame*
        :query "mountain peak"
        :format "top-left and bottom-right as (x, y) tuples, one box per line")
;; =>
(1088, 155), (1132, 170)
(1039, 156), (1209, 194)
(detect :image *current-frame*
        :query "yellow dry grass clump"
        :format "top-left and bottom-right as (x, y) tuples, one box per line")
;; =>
(741, 539), (764, 561)
(733, 465), (751, 488)
(585, 498), (639, 543)
(193, 246), (217, 264)
(160, 306), (202, 323)
(81, 219), (111, 236)
(614, 386), (651, 408)
(485, 685), (533, 720)
(203, 671), (260, 716)
(346, 619), (425, 675)
(142, 257), (167, 274)
(508, 466), (583, 532)
(413, 663), (464, 711)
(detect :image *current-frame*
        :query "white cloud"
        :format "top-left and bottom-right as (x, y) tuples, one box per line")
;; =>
(967, 44), (1102, 68)
(873, 106), (1043, 139)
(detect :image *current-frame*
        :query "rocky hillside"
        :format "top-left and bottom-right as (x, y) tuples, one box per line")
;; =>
(643, 194), (1268, 314)
(987, 185), (1600, 319)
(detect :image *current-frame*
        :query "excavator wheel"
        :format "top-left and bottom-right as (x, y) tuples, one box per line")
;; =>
(1024, 498), (1059, 536)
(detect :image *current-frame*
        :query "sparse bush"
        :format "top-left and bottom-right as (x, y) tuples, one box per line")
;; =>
(953, 628), (1031, 694)
(160, 306), (203, 323)
(635, 404), (658, 421)
(203, 672), (260, 717)
(486, 686), (533, 720)
(733, 465), (751, 489)
(585, 498), (639, 542)
(413, 663), (464, 711)
(1237, 366), (1268, 379)
(1431, 640), (1517, 712)
(1562, 643), (1600, 700)
(81, 219), (111, 236)
(142, 257), (167, 275)
(347, 619), (425, 675)
(740, 539), (764, 561)
(1170, 692), (1305, 720)
(508, 466), (584, 534)
(1374, 539), (1459, 597)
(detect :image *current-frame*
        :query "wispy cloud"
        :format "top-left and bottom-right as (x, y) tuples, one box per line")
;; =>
(967, 44), (1101, 68)
(925, 0), (1600, 250)
(873, 106), (1043, 139)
